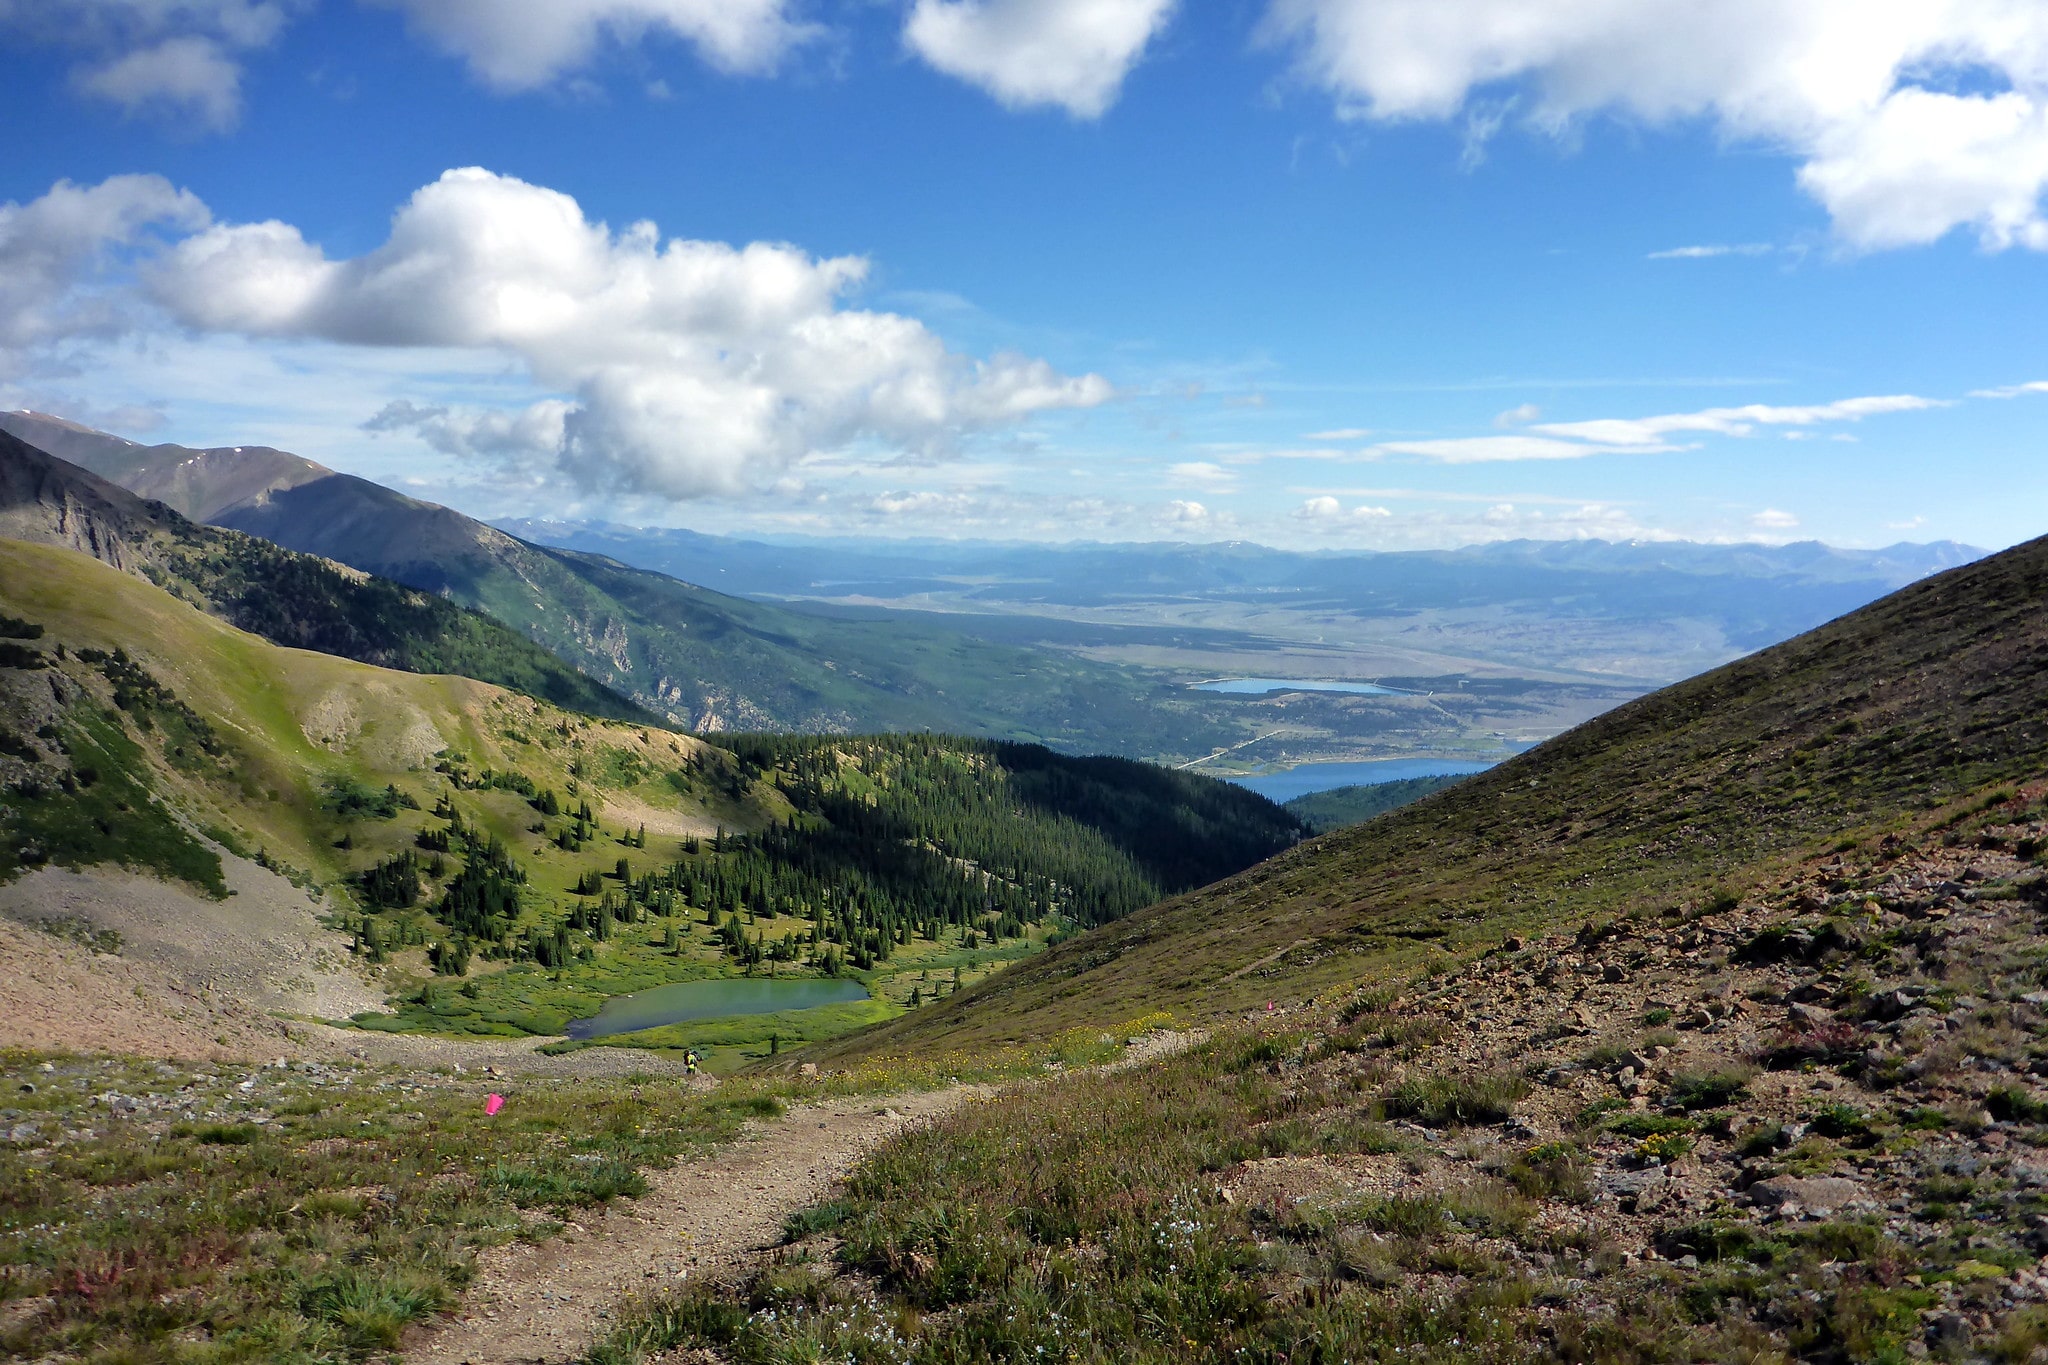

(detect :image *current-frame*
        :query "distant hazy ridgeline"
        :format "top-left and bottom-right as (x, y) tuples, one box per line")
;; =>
(503, 515), (1980, 684)
(1283, 774), (1470, 833)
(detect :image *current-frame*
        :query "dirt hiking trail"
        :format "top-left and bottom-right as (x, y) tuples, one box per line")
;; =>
(406, 1033), (1201, 1364)
(404, 1085), (986, 1365)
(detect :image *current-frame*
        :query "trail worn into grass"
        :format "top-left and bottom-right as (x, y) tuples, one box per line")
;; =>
(405, 1084), (986, 1365)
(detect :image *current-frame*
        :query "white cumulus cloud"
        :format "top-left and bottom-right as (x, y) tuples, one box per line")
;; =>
(363, 397), (574, 466)
(1260, 0), (2048, 251)
(0, 0), (299, 130)
(365, 0), (811, 90)
(148, 167), (1112, 497)
(0, 174), (210, 375)
(1752, 507), (1800, 531)
(905, 0), (1177, 117)
(1296, 494), (1390, 520)
(74, 34), (245, 128)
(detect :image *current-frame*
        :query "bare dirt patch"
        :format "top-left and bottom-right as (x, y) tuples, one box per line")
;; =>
(0, 855), (376, 1059)
(306, 1025), (702, 1080)
(0, 857), (687, 1078)
(0, 857), (377, 1018)
(597, 789), (723, 841)
(0, 916), (277, 1061)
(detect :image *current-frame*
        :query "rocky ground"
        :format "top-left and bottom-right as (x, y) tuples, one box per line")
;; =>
(1209, 781), (2048, 1356)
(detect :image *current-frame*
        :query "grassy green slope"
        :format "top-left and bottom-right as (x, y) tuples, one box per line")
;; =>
(0, 539), (775, 878)
(0, 539), (794, 1020)
(0, 431), (653, 725)
(820, 530), (2048, 1060)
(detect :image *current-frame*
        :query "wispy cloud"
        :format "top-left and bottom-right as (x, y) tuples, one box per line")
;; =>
(1970, 380), (2048, 399)
(1167, 459), (1237, 490)
(1376, 434), (1649, 463)
(1288, 486), (1639, 508)
(1303, 426), (1371, 440)
(1371, 393), (1942, 463)
(1533, 395), (1941, 449)
(1647, 243), (1773, 260)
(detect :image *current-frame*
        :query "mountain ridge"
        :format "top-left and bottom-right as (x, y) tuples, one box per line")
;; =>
(0, 430), (655, 725)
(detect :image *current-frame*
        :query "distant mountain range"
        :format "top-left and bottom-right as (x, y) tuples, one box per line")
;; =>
(502, 516), (1980, 667)
(0, 412), (1240, 757)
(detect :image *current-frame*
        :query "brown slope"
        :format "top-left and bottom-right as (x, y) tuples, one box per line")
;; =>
(0, 427), (189, 571)
(819, 529), (2048, 1059)
(0, 410), (329, 522)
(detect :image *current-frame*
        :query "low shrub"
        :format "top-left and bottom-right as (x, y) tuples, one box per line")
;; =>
(1758, 1021), (1864, 1069)
(298, 1265), (453, 1352)
(784, 1198), (854, 1242)
(1605, 1113), (1696, 1139)
(481, 1157), (648, 1208)
(1809, 1103), (1880, 1145)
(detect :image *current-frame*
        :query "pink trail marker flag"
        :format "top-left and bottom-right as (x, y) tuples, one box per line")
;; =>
(485, 1093), (504, 1116)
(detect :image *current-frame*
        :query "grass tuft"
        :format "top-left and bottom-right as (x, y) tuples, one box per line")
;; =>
(1381, 1071), (1529, 1127)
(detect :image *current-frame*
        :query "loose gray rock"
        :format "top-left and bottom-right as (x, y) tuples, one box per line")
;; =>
(1748, 1175), (1866, 1215)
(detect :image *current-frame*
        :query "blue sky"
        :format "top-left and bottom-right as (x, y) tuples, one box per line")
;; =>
(3, 0), (2045, 551)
